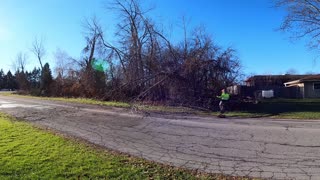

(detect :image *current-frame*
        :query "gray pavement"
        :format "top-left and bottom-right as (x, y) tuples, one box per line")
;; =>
(1, 95), (320, 179)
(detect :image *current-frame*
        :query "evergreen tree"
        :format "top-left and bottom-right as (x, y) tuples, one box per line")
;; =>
(40, 63), (53, 95)
(15, 70), (29, 91)
(6, 71), (16, 90)
(0, 69), (4, 89)
(30, 67), (41, 89)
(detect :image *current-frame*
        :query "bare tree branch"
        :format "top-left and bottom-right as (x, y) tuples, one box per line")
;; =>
(13, 52), (28, 72)
(275, 0), (320, 48)
(31, 36), (46, 69)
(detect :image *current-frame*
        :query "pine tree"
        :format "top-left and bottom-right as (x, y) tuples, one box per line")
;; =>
(40, 63), (53, 95)
(6, 71), (16, 90)
(0, 69), (4, 89)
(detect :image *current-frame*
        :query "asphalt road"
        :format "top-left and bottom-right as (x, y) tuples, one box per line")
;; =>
(1, 95), (320, 179)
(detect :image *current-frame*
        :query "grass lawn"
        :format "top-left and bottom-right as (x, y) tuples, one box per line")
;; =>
(0, 112), (254, 179)
(219, 98), (320, 119)
(0, 92), (198, 113)
(0, 92), (130, 108)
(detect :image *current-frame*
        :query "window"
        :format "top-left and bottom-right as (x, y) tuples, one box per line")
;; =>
(314, 83), (320, 90)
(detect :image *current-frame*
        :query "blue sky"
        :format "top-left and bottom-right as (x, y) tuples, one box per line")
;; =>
(0, 0), (319, 76)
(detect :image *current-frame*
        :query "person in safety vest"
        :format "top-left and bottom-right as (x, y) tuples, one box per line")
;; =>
(216, 88), (230, 116)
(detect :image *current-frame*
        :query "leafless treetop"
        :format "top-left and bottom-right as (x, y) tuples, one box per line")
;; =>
(31, 36), (46, 69)
(276, 0), (320, 49)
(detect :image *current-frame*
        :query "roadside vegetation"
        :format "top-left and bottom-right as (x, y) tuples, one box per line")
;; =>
(0, 0), (242, 111)
(250, 98), (320, 119)
(3, 92), (130, 108)
(2, 92), (320, 119)
(0, 112), (255, 180)
(218, 98), (320, 119)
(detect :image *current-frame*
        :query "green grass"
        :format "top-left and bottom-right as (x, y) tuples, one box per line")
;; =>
(1, 92), (130, 108)
(0, 112), (254, 179)
(275, 112), (320, 119)
(221, 98), (320, 119)
(210, 111), (272, 118)
(1, 92), (197, 113)
(261, 98), (320, 103)
(134, 104), (198, 113)
(0, 91), (14, 96)
(47, 97), (131, 108)
(211, 111), (320, 119)
(253, 99), (320, 119)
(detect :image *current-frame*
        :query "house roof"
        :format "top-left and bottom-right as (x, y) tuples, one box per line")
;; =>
(284, 75), (320, 86)
(245, 75), (311, 82)
(299, 75), (320, 82)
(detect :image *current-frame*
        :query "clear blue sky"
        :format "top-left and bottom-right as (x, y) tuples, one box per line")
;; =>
(0, 0), (319, 76)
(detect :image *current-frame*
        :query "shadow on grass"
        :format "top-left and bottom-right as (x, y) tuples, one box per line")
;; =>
(226, 113), (278, 119)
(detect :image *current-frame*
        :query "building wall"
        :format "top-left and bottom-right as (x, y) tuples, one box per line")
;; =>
(227, 85), (255, 97)
(245, 75), (310, 89)
(269, 86), (302, 98)
(304, 82), (320, 98)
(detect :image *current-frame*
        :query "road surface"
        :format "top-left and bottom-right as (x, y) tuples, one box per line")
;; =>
(0, 95), (320, 179)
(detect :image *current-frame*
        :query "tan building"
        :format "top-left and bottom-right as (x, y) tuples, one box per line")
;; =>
(284, 75), (320, 98)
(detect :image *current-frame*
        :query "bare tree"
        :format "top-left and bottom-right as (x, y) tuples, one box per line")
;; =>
(111, 0), (146, 86)
(178, 15), (191, 60)
(13, 52), (30, 91)
(275, 0), (320, 49)
(31, 36), (46, 69)
(13, 52), (28, 72)
(78, 16), (109, 97)
(101, 0), (173, 98)
(53, 48), (74, 78)
(97, 0), (242, 104)
(44, 0), (243, 106)
(175, 26), (241, 105)
(81, 17), (103, 68)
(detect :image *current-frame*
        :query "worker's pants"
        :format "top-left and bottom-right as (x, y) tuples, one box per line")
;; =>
(219, 100), (227, 114)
